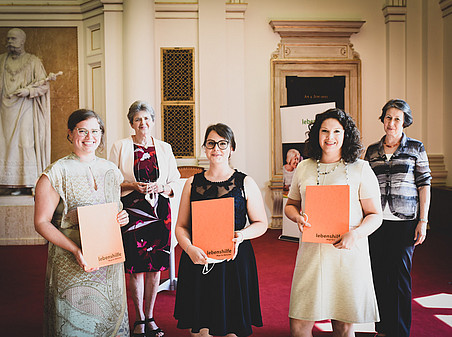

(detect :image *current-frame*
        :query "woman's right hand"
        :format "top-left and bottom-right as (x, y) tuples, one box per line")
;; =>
(295, 212), (311, 233)
(134, 181), (150, 194)
(73, 248), (99, 272)
(186, 245), (208, 265)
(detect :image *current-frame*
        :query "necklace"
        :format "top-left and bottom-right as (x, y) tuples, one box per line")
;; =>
(316, 159), (348, 185)
(383, 142), (399, 148)
(5, 53), (32, 82)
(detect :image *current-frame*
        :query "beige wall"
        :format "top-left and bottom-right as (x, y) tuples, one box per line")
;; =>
(0, 0), (449, 217)
(152, 0), (449, 219)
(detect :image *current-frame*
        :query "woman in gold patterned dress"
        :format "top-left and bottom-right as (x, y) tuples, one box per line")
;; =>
(34, 109), (130, 337)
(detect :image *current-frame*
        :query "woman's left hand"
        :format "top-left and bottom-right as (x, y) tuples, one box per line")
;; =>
(230, 231), (245, 260)
(147, 182), (166, 194)
(116, 210), (129, 227)
(333, 230), (358, 250)
(414, 221), (427, 246)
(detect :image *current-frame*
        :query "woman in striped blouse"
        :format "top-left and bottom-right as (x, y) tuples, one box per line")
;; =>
(365, 99), (432, 337)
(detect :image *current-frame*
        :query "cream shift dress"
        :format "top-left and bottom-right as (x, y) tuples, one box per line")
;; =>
(287, 158), (380, 323)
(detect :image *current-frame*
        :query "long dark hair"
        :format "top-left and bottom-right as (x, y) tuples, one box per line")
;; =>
(305, 108), (362, 163)
(67, 109), (105, 151)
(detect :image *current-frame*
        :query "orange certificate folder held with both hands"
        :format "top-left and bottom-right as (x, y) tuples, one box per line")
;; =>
(302, 185), (350, 243)
(191, 197), (234, 260)
(78, 202), (125, 270)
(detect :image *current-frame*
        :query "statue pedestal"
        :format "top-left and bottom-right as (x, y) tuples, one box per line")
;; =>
(0, 195), (46, 245)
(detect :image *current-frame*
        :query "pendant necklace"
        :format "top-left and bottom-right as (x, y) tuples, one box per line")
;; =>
(316, 159), (348, 185)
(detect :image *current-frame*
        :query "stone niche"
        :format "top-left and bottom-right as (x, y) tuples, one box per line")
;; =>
(269, 20), (365, 228)
(0, 26), (77, 245)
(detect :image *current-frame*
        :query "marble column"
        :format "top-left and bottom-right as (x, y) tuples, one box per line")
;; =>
(123, 0), (156, 136)
(383, 4), (407, 99)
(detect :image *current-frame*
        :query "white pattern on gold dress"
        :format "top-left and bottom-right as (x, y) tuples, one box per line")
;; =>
(41, 153), (129, 337)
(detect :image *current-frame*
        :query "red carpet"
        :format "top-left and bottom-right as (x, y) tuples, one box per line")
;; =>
(1, 228), (451, 336)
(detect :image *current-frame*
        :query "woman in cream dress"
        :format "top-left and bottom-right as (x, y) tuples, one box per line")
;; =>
(285, 108), (382, 337)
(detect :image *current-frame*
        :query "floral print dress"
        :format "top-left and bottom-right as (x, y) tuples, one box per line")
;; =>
(120, 144), (171, 273)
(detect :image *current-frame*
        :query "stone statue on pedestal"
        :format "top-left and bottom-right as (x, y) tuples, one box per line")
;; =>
(0, 28), (61, 195)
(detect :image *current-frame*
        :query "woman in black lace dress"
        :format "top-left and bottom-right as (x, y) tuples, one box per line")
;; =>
(174, 123), (268, 337)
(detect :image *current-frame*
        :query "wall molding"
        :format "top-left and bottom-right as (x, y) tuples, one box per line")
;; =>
(269, 20), (364, 228)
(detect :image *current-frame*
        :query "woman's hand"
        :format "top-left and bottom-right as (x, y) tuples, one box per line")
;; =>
(186, 245), (208, 265)
(231, 231), (244, 260)
(147, 182), (162, 193)
(72, 247), (99, 272)
(414, 221), (427, 246)
(333, 230), (358, 250)
(116, 210), (129, 227)
(295, 212), (311, 233)
(285, 198), (310, 233)
(134, 181), (150, 194)
(147, 182), (172, 196)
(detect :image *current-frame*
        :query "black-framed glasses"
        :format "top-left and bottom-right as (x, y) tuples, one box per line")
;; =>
(205, 139), (229, 150)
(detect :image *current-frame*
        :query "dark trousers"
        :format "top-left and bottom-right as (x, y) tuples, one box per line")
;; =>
(369, 219), (417, 337)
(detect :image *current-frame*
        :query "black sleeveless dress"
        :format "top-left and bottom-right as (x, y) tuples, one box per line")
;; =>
(174, 170), (263, 337)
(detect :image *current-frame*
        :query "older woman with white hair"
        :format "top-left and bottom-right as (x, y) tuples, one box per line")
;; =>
(283, 148), (302, 191)
(110, 100), (181, 337)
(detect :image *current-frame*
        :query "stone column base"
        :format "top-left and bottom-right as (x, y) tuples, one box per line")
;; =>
(0, 195), (46, 245)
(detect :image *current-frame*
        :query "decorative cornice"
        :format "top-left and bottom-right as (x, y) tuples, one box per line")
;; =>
(270, 20), (364, 60)
(155, 2), (198, 19)
(439, 0), (452, 18)
(0, 0), (104, 13)
(382, 5), (407, 23)
(0, 0), (118, 20)
(269, 20), (365, 38)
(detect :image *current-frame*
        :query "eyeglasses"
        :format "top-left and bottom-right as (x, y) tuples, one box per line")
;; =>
(75, 128), (102, 138)
(205, 139), (229, 150)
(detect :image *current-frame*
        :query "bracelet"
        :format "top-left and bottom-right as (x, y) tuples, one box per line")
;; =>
(419, 218), (428, 223)
(185, 244), (193, 252)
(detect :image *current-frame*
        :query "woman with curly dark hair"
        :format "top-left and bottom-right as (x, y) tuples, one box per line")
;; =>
(285, 108), (383, 337)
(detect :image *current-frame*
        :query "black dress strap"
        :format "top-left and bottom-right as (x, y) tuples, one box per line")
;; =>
(233, 170), (247, 200)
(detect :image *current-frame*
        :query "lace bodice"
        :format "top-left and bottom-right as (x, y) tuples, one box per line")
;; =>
(191, 170), (248, 231)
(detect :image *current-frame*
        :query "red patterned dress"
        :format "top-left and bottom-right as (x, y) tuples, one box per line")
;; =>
(120, 144), (171, 273)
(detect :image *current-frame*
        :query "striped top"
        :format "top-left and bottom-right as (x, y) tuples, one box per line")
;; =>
(364, 132), (431, 220)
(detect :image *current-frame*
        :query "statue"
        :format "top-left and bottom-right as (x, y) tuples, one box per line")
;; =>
(0, 28), (61, 194)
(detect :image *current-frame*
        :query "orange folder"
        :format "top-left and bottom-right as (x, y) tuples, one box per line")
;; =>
(78, 202), (125, 270)
(191, 197), (234, 259)
(302, 185), (350, 243)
